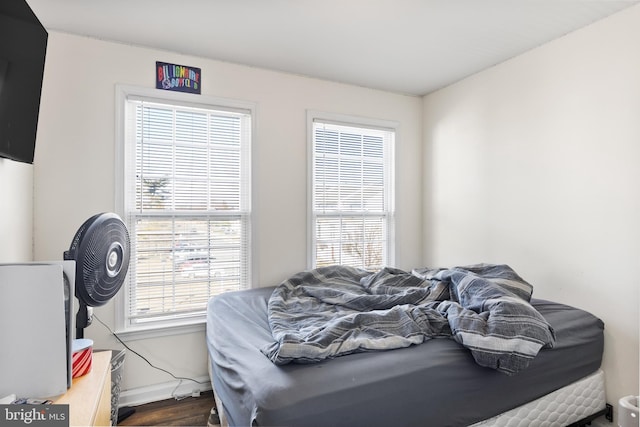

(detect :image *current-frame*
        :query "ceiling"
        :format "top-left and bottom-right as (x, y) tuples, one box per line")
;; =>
(25, 0), (639, 96)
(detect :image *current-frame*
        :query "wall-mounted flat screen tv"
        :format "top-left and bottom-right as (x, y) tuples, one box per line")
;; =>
(0, 0), (47, 164)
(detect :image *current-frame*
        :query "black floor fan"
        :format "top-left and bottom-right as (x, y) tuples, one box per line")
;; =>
(64, 212), (135, 425)
(64, 212), (130, 338)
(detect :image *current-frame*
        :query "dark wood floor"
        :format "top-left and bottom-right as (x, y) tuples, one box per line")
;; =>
(118, 391), (217, 426)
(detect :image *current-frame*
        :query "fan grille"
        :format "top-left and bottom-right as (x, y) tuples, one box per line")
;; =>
(69, 213), (130, 307)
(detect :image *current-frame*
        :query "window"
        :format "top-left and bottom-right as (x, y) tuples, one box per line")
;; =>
(309, 112), (395, 270)
(117, 87), (252, 332)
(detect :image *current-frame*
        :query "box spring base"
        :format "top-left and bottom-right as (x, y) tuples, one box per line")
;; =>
(472, 369), (608, 427)
(210, 369), (608, 427)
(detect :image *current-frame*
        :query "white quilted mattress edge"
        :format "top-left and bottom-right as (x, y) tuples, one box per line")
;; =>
(471, 369), (606, 427)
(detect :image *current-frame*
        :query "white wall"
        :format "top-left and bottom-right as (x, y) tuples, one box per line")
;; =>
(32, 32), (423, 395)
(0, 158), (33, 262)
(423, 4), (640, 415)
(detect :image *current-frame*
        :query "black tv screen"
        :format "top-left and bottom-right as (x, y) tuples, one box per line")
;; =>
(0, 0), (47, 164)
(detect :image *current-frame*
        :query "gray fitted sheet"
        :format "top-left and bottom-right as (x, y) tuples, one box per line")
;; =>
(206, 287), (604, 427)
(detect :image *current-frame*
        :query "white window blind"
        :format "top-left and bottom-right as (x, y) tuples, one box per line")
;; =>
(122, 95), (251, 329)
(311, 118), (395, 270)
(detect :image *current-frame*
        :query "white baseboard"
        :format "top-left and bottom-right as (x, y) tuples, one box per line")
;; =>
(117, 375), (212, 408)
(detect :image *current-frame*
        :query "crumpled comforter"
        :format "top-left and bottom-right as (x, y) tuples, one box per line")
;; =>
(261, 264), (556, 375)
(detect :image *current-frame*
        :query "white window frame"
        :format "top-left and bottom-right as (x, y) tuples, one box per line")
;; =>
(307, 110), (396, 270)
(114, 85), (254, 339)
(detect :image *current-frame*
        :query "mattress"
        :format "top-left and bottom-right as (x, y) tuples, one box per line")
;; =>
(206, 287), (604, 427)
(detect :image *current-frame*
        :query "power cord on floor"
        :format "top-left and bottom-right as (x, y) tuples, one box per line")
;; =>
(93, 314), (208, 400)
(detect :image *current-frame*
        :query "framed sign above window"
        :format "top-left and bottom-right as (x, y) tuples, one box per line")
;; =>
(156, 61), (201, 94)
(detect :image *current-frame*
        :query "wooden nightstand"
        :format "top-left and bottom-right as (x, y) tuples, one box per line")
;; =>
(54, 351), (112, 426)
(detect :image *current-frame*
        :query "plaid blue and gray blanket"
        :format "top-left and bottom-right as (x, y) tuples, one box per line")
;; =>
(261, 264), (556, 375)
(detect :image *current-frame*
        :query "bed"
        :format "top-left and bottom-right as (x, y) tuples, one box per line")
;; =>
(206, 265), (608, 427)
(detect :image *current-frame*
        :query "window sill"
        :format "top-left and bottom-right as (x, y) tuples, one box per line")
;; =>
(114, 319), (206, 342)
